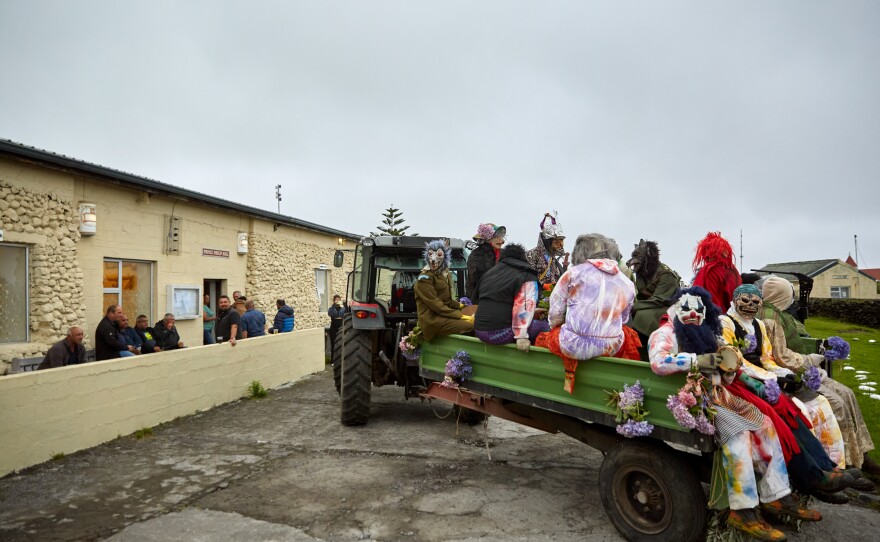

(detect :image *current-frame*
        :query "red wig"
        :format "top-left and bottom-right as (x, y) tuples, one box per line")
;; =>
(692, 232), (735, 272)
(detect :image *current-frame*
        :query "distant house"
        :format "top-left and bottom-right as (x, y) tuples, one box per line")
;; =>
(758, 258), (880, 300)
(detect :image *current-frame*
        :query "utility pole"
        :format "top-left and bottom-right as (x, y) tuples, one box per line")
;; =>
(275, 185), (282, 214)
(739, 229), (743, 269)
(854, 234), (859, 268)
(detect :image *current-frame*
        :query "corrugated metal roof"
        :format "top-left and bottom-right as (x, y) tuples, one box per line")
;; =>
(0, 138), (362, 240)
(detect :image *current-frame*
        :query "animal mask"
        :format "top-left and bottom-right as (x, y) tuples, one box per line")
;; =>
(424, 239), (451, 272)
(674, 293), (706, 326)
(627, 239), (659, 279)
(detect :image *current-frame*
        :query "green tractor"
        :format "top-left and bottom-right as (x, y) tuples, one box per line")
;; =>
(332, 235), (471, 426)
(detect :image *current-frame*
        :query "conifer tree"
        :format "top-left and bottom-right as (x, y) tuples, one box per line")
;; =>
(371, 204), (417, 236)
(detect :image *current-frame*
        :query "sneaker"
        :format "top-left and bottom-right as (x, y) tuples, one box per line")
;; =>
(816, 470), (855, 493)
(727, 509), (787, 542)
(761, 495), (822, 522)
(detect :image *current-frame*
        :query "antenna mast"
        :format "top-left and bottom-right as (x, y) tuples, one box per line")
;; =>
(854, 234), (858, 268)
(275, 185), (282, 214)
(740, 229), (743, 269)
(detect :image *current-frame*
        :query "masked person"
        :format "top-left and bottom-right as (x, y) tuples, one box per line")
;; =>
(761, 276), (878, 478)
(466, 223), (506, 300)
(414, 239), (473, 341)
(649, 287), (822, 541)
(474, 243), (549, 352)
(691, 232), (741, 312)
(526, 212), (568, 286)
(627, 239), (681, 343)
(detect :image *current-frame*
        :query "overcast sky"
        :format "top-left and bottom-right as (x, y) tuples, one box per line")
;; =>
(2, 1), (878, 277)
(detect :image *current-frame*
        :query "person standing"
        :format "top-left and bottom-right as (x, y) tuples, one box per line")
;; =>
(215, 295), (241, 346)
(203, 293), (217, 345)
(328, 295), (345, 358)
(96, 305), (137, 360)
(270, 299), (295, 333)
(38, 326), (87, 369)
(240, 300), (266, 338)
(232, 290), (247, 316)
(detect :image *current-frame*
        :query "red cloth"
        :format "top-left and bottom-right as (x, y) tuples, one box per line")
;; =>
(725, 378), (805, 463)
(693, 262), (741, 312)
(615, 326), (642, 361)
(494, 248), (501, 262)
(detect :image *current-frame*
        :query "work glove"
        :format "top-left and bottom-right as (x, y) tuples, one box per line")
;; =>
(806, 353), (825, 368)
(460, 314), (474, 322)
(459, 302), (466, 309)
(695, 353), (717, 370)
(516, 338), (530, 352)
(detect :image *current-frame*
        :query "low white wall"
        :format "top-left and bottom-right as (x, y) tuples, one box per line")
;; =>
(0, 328), (324, 477)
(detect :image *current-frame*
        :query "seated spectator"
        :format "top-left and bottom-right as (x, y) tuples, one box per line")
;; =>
(215, 295), (241, 346)
(134, 315), (160, 353)
(474, 243), (549, 352)
(119, 315), (143, 355)
(96, 304), (136, 360)
(38, 326), (87, 369)
(153, 313), (185, 350)
(270, 299), (295, 333)
(240, 300), (266, 338)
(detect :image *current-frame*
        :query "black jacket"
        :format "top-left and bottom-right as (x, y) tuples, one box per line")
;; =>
(474, 258), (539, 331)
(466, 242), (499, 300)
(153, 323), (182, 350)
(95, 316), (127, 361)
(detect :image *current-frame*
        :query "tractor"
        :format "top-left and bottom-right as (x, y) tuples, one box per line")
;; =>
(332, 235), (470, 425)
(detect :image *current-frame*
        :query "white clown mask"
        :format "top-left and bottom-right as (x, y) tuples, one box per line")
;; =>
(674, 293), (706, 326)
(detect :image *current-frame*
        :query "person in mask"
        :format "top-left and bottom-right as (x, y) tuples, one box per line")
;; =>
(526, 212), (568, 286)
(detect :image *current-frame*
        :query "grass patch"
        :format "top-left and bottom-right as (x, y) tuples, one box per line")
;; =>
(247, 380), (268, 399)
(804, 316), (880, 462)
(133, 427), (153, 439)
(51, 452), (65, 461)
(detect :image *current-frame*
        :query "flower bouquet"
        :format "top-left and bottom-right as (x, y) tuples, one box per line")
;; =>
(537, 282), (554, 311)
(666, 369), (715, 435)
(607, 381), (654, 438)
(398, 326), (424, 361)
(441, 350), (473, 388)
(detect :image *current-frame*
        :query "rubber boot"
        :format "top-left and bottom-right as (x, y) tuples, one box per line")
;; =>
(862, 454), (880, 476)
(761, 494), (822, 522)
(816, 470), (855, 493)
(727, 509), (787, 542)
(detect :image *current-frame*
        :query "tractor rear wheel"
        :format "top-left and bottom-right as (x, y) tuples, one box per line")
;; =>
(339, 314), (372, 426)
(599, 440), (707, 542)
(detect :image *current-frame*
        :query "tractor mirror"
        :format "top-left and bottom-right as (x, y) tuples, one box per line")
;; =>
(333, 250), (344, 268)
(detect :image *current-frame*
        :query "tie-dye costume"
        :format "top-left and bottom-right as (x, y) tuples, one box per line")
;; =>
(720, 310), (846, 469)
(548, 259), (635, 360)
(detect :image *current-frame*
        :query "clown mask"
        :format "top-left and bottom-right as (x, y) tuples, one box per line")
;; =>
(674, 293), (706, 326)
(734, 293), (761, 320)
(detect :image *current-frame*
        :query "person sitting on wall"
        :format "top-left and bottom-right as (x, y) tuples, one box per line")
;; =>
(38, 326), (87, 370)
(240, 300), (266, 338)
(134, 315), (160, 354)
(474, 243), (549, 352)
(232, 291), (247, 316)
(215, 295), (241, 346)
(270, 299), (295, 333)
(414, 239), (474, 341)
(119, 314), (142, 355)
(96, 304), (137, 360)
(153, 313), (185, 350)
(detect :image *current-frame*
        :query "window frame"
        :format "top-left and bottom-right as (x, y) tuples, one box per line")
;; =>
(102, 258), (154, 320)
(315, 267), (330, 312)
(0, 243), (30, 344)
(830, 286), (850, 299)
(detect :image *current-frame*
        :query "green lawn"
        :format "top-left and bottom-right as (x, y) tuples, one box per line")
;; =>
(804, 316), (880, 463)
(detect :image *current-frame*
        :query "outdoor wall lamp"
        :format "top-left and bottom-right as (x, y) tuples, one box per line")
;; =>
(237, 232), (249, 254)
(78, 203), (97, 235)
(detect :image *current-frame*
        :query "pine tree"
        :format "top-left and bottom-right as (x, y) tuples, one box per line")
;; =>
(371, 204), (417, 236)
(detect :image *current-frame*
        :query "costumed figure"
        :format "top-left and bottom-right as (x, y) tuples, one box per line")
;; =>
(691, 232), (741, 312)
(413, 239), (474, 341)
(717, 284), (857, 502)
(474, 243), (550, 352)
(537, 234), (639, 393)
(648, 287), (821, 541)
(465, 223), (506, 300)
(761, 276), (878, 478)
(627, 239), (682, 343)
(526, 211), (568, 286)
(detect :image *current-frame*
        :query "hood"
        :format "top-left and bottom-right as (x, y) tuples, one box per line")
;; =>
(502, 257), (538, 275)
(279, 305), (294, 316)
(588, 259), (620, 275)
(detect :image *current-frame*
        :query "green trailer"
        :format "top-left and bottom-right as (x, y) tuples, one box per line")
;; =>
(419, 334), (715, 542)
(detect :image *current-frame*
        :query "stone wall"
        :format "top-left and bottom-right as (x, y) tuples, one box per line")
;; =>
(0, 179), (87, 368)
(245, 232), (351, 331)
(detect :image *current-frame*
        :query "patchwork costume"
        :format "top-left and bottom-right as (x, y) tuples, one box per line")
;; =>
(526, 212), (567, 286)
(414, 240), (474, 341)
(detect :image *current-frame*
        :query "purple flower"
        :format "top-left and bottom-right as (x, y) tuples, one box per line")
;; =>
(804, 366), (822, 392)
(763, 379), (781, 404)
(825, 336), (850, 362)
(618, 381), (645, 411)
(476, 223), (496, 240)
(666, 395), (696, 429)
(694, 413), (715, 435)
(459, 297), (473, 307)
(444, 350), (473, 381)
(616, 419), (655, 438)
(743, 334), (757, 354)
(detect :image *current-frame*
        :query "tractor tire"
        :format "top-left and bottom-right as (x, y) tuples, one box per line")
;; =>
(339, 314), (372, 426)
(599, 440), (707, 542)
(332, 325), (343, 395)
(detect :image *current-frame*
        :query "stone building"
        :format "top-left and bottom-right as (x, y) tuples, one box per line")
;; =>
(759, 258), (880, 300)
(0, 139), (359, 370)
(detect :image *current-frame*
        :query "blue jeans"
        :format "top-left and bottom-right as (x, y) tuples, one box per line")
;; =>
(204, 329), (214, 345)
(119, 350), (136, 358)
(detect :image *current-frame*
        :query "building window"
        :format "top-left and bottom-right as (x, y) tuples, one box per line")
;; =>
(0, 244), (29, 344)
(103, 259), (153, 319)
(830, 286), (850, 299)
(315, 268), (330, 312)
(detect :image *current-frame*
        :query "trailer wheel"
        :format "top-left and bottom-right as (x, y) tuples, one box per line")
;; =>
(339, 315), (372, 426)
(599, 441), (707, 542)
